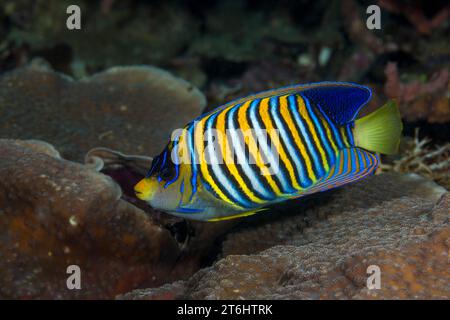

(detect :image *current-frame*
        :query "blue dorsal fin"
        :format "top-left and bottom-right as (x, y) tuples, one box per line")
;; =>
(301, 83), (372, 125)
(199, 82), (372, 125)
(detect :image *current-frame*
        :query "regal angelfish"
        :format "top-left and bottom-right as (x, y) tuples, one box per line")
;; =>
(134, 82), (402, 221)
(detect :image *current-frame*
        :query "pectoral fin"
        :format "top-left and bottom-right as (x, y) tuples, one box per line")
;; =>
(207, 207), (268, 222)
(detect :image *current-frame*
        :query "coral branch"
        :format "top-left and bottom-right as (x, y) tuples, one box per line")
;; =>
(381, 128), (450, 188)
(378, 0), (450, 35)
(384, 62), (450, 122)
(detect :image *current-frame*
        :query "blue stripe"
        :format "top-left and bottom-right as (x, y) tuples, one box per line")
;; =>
(289, 95), (324, 178)
(359, 149), (365, 169)
(228, 101), (274, 199)
(335, 149), (350, 183)
(176, 207), (204, 213)
(335, 149), (348, 180)
(315, 102), (344, 149)
(164, 137), (181, 188)
(160, 149), (167, 167)
(269, 97), (304, 191)
(157, 150), (168, 182)
(208, 107), (251, 207)
(346, 124), (355, 146)
(249, 98), (289, 193)
(366, 150), (372, 167)
(188, 124), (198, 200)
(248, 99), (279, 197)
(339, 150), (354, 184)
(146, 156), (159, 177)
(349, 148), (357, 175)
(301, 94), (335, 164)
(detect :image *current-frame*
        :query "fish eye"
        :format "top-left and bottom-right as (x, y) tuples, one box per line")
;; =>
(160, 168), (170, 179)
(159, 164), (175, 180)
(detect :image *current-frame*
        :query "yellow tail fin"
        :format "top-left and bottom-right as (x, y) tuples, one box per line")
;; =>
(354, 100), (403, 155)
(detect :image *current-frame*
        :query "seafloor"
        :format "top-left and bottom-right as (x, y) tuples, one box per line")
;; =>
(0, 0), (448, 299)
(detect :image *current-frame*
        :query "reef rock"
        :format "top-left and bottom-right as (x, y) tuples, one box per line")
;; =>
(0, 139), (238, 299)
(0, 62), (206, 161)
(121, 173), (449, 300)
(0, 139), (183, 299)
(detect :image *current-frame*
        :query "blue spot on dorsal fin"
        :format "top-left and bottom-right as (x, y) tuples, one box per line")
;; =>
(302, 83), (372, 125)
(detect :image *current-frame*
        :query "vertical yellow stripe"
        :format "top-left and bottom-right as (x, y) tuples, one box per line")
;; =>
(279, 95), (317, 183)
(259, 98), (301, 190)
(176, 127), (189, 166)
(354, 150), (361, 173)
(237, 100), (282, 196)
(178, 127), (195, 205)
(340, 127), (351, 147)
(194, 113), (235, 205)
(297, 96), (330, 171)
(318, 116), (339, 153)
(217, 102), (264, 203)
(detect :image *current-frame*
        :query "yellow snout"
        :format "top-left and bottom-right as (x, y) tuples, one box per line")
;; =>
(134, 178), (157, 201)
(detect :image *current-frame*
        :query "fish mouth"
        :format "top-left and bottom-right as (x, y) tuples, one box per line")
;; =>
(134, 178), (156, 201)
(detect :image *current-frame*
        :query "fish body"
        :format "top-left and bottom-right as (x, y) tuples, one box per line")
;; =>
(135, 82), (402, 221)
